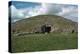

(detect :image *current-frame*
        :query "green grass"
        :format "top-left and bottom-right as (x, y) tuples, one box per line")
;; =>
(11, 32), (78, 53)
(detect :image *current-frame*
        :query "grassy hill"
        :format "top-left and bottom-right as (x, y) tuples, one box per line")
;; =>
(11, 15), (78, 53)
(11, 15), (78, 33)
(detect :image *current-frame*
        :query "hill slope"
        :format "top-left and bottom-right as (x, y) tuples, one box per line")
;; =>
(11, 15), (78, 33)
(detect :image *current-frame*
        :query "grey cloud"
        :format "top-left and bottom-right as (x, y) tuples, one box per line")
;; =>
(10, 3), (78, 22)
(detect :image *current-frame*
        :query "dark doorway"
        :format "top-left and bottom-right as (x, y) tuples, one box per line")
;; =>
(41, 24), (51, 33)
(45, 26), (51, 33)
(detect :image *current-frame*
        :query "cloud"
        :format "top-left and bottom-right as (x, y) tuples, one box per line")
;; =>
(10, 5), (24, 22)
(41, 3), (62, 15)
(18, 5), (47, 18)
(10, 2), (78, 22)
(18, 3), (62, 18)
(23, 3), (62, 16)
(39, 3), (78, 22)
(58, 6), (78, 22)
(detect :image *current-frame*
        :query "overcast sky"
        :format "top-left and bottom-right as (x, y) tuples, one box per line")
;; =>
(9, 1), (78, 22)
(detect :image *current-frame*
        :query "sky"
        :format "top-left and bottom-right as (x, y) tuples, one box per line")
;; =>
(9, 1), (78, 22)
